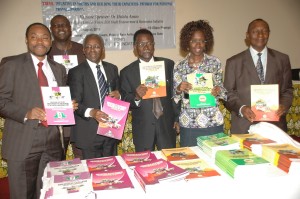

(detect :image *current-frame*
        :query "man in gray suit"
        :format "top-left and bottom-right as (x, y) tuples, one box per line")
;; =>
(224, 18), (293, 134)
(0, 23), (67, 198)
(68, 34), (120, 159)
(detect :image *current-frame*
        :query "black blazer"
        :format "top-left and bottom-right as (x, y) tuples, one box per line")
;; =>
(67, 60), (119, 149)
(120, 57), (177, 150)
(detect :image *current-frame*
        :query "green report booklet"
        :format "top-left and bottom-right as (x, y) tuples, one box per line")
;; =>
(187, 73), (216, 108)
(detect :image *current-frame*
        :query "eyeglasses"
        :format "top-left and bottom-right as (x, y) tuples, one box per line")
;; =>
(136, 42), (155, 48)
(84, 45), (102, 50)
(190, 39), (207, 45)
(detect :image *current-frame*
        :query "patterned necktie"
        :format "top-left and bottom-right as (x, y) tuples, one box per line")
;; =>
(153, 98), (163, 119)
(96, 65), (108, 106)
(256, 53), (265, 84)
(37, 62), (48, 127)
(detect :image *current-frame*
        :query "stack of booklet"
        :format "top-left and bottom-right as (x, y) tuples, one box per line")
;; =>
(120, 150), (158, 168)
(133, 159), (189, 192)
(161, 147), (220, 181)
(197, 132), (240, 159)
(262, 143), (300, 174)
(215, 149), (270, 178)
(231, 133), (276, 156)
(41, 157), (135, 199)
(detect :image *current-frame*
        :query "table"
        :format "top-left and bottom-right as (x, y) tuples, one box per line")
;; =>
(41, 146), (300, 199)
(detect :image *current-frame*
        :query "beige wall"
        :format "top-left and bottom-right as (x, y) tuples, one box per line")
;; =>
(1, 0), (300, 70)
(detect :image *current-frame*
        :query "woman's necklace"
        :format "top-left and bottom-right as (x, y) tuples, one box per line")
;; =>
(188, 54), (204, 69)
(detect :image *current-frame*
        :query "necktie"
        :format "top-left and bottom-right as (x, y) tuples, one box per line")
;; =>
(153, 98), (163, 119)
(96, 65), (108, 106)
(256, 53), (264, 84)
(37, 62), (48, 127)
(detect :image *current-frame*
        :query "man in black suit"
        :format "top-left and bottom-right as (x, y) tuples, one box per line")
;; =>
(68, 34), (120, 159)
(120, 29), (178, 152)
(0, 23), (67, 199)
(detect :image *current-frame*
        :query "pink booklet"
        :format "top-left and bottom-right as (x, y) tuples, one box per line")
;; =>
(97, 96), (130, 140)
(41, 87), (75, 125)
(86, 156), (122, 172)
(91, 169), (134, 191)
(121, 151), (158, 168)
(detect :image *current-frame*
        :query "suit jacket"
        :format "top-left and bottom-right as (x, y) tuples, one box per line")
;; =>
(120, 57), (177, 150)
(0, 52), (67, 160)
(67, 60), (119, 149)
(224, 48), (293, 134)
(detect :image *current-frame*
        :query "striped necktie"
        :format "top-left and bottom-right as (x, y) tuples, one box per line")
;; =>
(96, 65), (108, 106)
(256, 53), (265, 84)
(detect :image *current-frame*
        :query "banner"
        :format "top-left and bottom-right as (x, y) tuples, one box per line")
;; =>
(41, 0), (176, 50)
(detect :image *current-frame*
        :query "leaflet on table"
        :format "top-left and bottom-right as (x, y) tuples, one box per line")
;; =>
(46, 172), (92, 196)
(121, 151), (158, 168)
(134, 159), (188, 187)
(187, 73), (216, 108)
(41, 87), (75, 125)
(161, 147), (199, 161)
(92, 169), (134, 191)
(171, 158), (220, 180)
(46, 158), (87, 178)
(97, 96), (130, 140)
(86, 156), (123, 172)
(53, 55), (78, 74)
(251, 84), (279, 121)
(139, 61), (166, 99)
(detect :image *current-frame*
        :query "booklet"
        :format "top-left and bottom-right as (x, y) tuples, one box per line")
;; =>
(251, 84), (279, 121)
(139, 61), (166, 99)
(187, 73), (216, 108)
(97, 96), (130, 140)
(53, 55), (78, 74)
(41, 87), (75, 125)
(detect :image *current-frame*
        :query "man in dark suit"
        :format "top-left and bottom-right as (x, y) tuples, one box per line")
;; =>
(224, 18), (293, 134)
(120, 29), (178, 152)
(0, 23), (67, 199)
(68, 34), (120, 159)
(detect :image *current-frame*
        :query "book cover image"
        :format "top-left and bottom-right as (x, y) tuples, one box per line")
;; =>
(134, 159), (188, 184)
(41, 87), (75, 125)
(139, 61), (166, 99)
(86, 156), (122, 172)
(161, 147), (199, 161)
(187, 73), (216, 108)
(92, 169), (134, 191)
(251, 84), (279, 121)
(97, 96), (130, 140)
(171, 159), (220, 180)
(121, 151), (158, 167)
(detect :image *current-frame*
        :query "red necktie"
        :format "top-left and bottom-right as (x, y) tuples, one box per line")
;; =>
(37, 62), (48, 127)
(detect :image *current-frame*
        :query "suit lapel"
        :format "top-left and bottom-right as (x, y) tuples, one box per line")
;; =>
(85, 61), (100, 98)
(243, 50), (261, 83)
(264, 48), (276, 83)
(23, 53), (42, 92)
(48, 58), (63, 86)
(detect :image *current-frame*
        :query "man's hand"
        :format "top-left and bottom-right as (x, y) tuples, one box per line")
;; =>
(72, 100), (78, 111)
(241, 106), (256, 122)
(276, 104), (287, 117)
(26, 107), (47, 121)
(135, 84), (148, 100)
(173, 122), (180, 135)
(90, 109), (108, 123)
(108, 90), (121, 99)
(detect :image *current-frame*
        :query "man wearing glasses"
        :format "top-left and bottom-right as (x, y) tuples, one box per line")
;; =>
(120, 29), (179, 152)
(68, 34), (120, 159)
